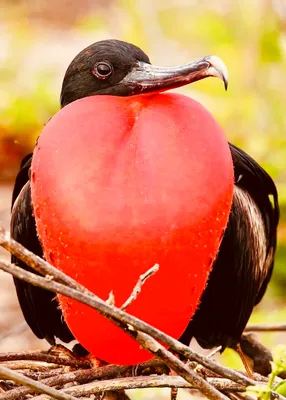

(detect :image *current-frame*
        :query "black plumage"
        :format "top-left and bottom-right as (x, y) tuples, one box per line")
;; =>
(11, 39), (279, 356)
(179, 144), (279, 350)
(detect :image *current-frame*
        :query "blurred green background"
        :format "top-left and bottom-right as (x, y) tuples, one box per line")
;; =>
(0, 0), (285, 370)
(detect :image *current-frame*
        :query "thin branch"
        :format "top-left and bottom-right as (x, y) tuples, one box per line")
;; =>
(0, 226), (255, 388)
(0, 256), (257, 391)
(245, 324), (286, 332)
(0, 362), (52, 372)
(33, 375), (246, 399)
(121, 264), (160, 310)
(206, 346), (222, 359)
(0, 360), (169, 400)
(2, 227), (281, 398)
(0, 351), (90, 369)
(0, 227), (88, 294)
(0, 262), (228, 400)
(134, 331), (229, 400)
(0, 366), (78, 400)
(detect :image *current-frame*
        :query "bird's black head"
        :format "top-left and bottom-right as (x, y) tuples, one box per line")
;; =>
(60, 39), (228, 107)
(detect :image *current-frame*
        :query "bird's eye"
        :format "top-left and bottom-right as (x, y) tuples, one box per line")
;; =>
(92, 62), (113, 79)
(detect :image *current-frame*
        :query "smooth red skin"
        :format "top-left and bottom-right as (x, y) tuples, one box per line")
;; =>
(31, 93), (234, 365)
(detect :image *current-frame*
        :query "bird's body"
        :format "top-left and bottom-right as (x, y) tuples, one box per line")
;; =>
(11, 39), (279, 363)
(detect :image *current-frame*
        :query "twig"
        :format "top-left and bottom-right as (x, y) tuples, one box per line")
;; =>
(0, 362), (51, 372)
(0, 351), (90, 369)
(206, 346), (222, 359)
(135, 331), (229, 400)
(121, 264), (159, 310)
(0, 360), (169, 400)
(0, 227), (88, 294)
(0, 259), (228, 400)
(2, 227), (282, 398)
(0, 365), (78, 400)
(245, 324), (286, 332)
(0, 256), (257, 390)
(0, 225), (252, 388)
(32, 375), (246, 399)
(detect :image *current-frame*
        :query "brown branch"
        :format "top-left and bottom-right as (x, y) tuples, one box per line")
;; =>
(0, 360), (169, 400)
(0, 228), (92, 295)
(0, 362), (52, 372)
(0, 351), (90, 369)
(33, 375), (246, 399)
(0, 226), (256, 388)
(0, 262), (228, 400)
(134, 331), (228, 400)
(0, 256), (256, 390)
(121, 264), (159, 310)
(0, 366), (78, 400)
(245, 324), (286, 332)
(2, 227), (280, 399)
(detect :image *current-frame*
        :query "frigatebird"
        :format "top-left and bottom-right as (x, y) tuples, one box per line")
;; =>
(11, 40), (279, 365)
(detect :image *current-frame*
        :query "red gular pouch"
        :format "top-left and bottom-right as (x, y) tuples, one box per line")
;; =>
(31, 92), (234, 365)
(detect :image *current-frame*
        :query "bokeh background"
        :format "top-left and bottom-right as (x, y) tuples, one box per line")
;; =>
(0, 0), (285, 395)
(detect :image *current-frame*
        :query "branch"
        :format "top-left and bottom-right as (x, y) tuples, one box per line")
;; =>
(0, 227), (257, 385)
(0, 360), (169, 400)
(1, 227), (284, 400)
(0, 256), (256, 389)
(0, 255), (226, 400)
(121, 264), (160, 310)
(134, 331), (229, 400)
(0, 366), (77, 400)
(245, 324), (286, 332)
(0, 351), (90, 369)
(32, 375), (246, 399)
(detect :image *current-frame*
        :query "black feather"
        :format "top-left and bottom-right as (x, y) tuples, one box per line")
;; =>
(179, 143), (279, 350)
(11, 155), (74, 345)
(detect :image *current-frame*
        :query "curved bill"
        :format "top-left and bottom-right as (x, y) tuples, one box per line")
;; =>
(121, 55), (228, 96)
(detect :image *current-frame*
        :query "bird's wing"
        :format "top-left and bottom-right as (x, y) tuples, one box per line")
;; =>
(11, 154), (74, 345)
(179, 143), (279, 350)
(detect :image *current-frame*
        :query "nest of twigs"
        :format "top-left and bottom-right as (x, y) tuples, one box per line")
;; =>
(0, 226), (285, 400)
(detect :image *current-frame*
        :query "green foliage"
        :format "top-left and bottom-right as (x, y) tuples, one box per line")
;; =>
(247, 345), (286, 400)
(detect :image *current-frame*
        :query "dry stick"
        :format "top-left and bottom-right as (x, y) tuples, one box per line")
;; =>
(0, 227), (89, 293)
(0, 351), (90, 369)
(0, 360), (169, 400)
(0, 260), (227, 400)
(245, 324), (286, 332)
(135, 331), (229, 400)
(0, 365), (78, 400)
(0, 253), (256, 391)
(121, 264), (160, 310)
(0, 362), (52, 372)
(0, 259), (253, 392)
(32, 375), (246, 399)
(3, 230), (283, 397)
(0, 241), (285, 400)
(0, 229), (257, 388)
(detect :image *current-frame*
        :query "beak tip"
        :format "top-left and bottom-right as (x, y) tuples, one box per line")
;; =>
(224, 78), (228, 91)
(204, 55), (229, 91)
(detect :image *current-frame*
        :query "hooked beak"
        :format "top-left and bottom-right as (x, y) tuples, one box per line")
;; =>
(121, 55), (228, 96)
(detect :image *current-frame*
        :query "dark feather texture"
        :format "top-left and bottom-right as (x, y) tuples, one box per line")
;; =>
(11, 155), (74, 345)
(179, 143), (279, 350)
